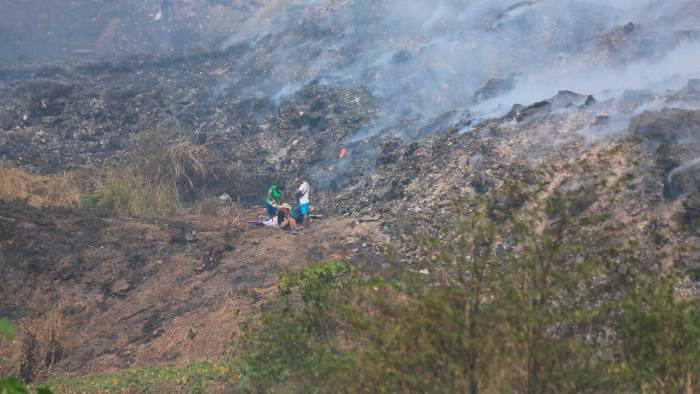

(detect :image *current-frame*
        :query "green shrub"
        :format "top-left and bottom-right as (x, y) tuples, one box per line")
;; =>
(78, 193), (98, 209)
(0, 318), (14, 343)
(235, 261), (356, 393)
(615, 276), (700, 392)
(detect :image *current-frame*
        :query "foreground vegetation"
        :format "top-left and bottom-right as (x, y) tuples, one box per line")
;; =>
(41, 361), (238, 394)
(233, 263), (700, 393)
(9, 253), (700, 393)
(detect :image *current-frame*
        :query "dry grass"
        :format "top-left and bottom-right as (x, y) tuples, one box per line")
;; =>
(13, 303), (75, 383)
(0, 161), (176, 218)
(193, 195), (243, 226)
(0, 163), (82, 207)
(0, 128), (220, 218)
(132, 133), (213, 202)
(164, 139), (210, 193)
(95, 168), (176, 219)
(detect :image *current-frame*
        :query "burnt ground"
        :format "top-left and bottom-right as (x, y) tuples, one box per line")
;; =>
(2, 72), (700, 382)
(0, 201), (386, 377)
(1, 1), (700, 383)
(2, 76), (700, 381)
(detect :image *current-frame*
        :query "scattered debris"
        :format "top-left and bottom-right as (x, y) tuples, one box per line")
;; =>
(358, 215), (381, 223)
(111, 280), (130, 296)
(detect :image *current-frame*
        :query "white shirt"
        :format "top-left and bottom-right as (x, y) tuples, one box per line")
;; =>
(298, 181), (310, 204)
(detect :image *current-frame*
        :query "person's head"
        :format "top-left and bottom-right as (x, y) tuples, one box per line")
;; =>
(278, 184), (285, 192)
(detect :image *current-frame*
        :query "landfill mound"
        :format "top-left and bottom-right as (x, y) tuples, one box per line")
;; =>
(1, 0), (700, 381)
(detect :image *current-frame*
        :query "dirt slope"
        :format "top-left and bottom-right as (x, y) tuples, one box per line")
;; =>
(0, 201), (376, 377)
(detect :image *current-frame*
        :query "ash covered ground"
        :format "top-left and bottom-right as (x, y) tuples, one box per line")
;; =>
(1, 0), (700, 380)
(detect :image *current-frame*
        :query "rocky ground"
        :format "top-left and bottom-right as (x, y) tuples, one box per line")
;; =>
(332, 85), (700, 272)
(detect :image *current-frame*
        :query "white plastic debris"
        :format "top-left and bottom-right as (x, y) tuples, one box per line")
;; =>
(218, 193), (232, 201)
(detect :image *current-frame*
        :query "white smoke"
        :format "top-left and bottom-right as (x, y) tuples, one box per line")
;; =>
(218, 0), (700, 140)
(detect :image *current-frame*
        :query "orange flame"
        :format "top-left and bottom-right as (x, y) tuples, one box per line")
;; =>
(339, 148), (348, 160)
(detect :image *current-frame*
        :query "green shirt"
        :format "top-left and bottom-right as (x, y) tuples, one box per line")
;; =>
(266, 185), (282, 205)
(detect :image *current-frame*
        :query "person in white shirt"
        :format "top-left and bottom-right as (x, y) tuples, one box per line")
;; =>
(296, 179), (311, 226)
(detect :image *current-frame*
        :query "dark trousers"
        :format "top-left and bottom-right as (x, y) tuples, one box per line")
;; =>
(266, 203), (277, 217)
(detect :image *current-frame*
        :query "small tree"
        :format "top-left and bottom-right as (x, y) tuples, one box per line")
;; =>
(616, 275), (700, 393)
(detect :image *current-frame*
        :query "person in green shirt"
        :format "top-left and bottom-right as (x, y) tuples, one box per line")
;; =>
(265, 184), (285, 217)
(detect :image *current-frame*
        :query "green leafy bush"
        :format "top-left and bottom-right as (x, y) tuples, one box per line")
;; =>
(0, 318), (14, 343)
(235, 262), (356, 393)
(615, 276), (700, 392)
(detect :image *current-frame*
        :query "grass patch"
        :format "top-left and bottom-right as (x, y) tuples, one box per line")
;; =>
(0, 129), (222, 219)
(16, 303), (75, 384)
(0, 161), (177, 219)
(40, 361), (239, 394)
(132, 134), (214, 202)
(0, 164), (82, 208)
(90, 133), (220, 218)
(95, 169), (175, 219)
